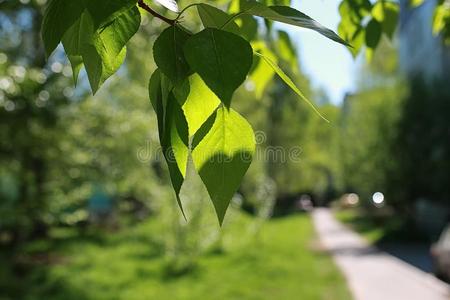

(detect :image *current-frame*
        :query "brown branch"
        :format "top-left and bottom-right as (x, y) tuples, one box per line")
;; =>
(137, 0), (176, 26)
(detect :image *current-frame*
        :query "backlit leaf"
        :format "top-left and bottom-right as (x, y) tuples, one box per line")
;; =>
(83, 0), (138, 29)
(255, 52), (329, 122)
(192, 107), (255, 224)
(249, 41), (277, 98)
(173, 74), (221, 137)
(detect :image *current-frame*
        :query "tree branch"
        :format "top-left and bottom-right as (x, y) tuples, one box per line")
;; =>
(137, 0), (175, 26)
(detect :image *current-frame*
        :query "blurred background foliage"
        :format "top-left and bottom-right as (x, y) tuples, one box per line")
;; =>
(0, 0), (449, 299)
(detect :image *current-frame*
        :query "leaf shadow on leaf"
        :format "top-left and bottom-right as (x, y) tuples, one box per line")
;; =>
(191, 109), (217, 149)
(191, 111), (254, 224)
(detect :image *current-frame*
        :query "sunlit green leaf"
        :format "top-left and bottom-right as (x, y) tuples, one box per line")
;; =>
(83, 0), (138, 29)
(409, 0), (425, 7)
(61, 7), (140, 92)
(249, 41), (277, 98)
(173, 74), (221, 137)
(192, 107), (255, 224)
(338, 18), (364, 57)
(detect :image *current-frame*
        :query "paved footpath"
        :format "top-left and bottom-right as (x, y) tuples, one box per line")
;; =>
(312, 208), (450, 300)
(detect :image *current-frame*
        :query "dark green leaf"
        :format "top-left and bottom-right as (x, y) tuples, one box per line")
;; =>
(197, 4), (240, 34)
(153, 26), (192, 87)
(365, 18), (382, 49)
(183, 28), (253, 107)
(240, 0), (350, 46)
(41, 0), (84, 56)
(148, 70), (188, 216)
(238, 15), (259, 41)
(372, 2), (399, 39)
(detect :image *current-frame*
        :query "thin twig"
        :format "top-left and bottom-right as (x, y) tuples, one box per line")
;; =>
(137, 0), (176, 26)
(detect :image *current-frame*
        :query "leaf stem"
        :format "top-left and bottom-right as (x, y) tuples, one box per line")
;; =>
(176, 3), (201, 21)
(220, 12), (245, 29)
(137, 0), (176, 26)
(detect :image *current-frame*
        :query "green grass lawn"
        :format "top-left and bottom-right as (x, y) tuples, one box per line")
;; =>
(1, 213), (351, 300)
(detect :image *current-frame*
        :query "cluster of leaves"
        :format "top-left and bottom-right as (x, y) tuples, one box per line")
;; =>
(338, 0), (399, 60)
(339, 0), (450, 59)
(432, 0), (450, 44)
(41, 0), (348, 224)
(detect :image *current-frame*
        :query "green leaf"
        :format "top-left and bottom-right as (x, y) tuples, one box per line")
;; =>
(67, 55), (83, 85)
(339, 0), (372, 23)
(197, 4), (240, 34)
(237, 15), (259, 41)
(183, 28), (253, 107)
(372, 2), (399, 39)
(192, 107), (255, 224)
(165, 94), (189, 178)
(148, 70), (188, 216)
(240, 0), (350, 47)
(92, 6), (141, 58)
(254, 52), (329, 122)
(82, 0), (138, 29)
(365, 18), (382, 49)
(276, 30), (298, 71)
(409, 0), (425, 7)
(153, 26), (192, 87)
(338, 18), (364, 57)
(84, 7), (140, 93)
(249, 41), (276, 98)
(173, 74), (221, 137)
(61, 7), (140, 92)
(41, 0), (84, 56)
(62, 10), (92, 84)
(432, 3), (450, 42)
(148, 69), (166, 139)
